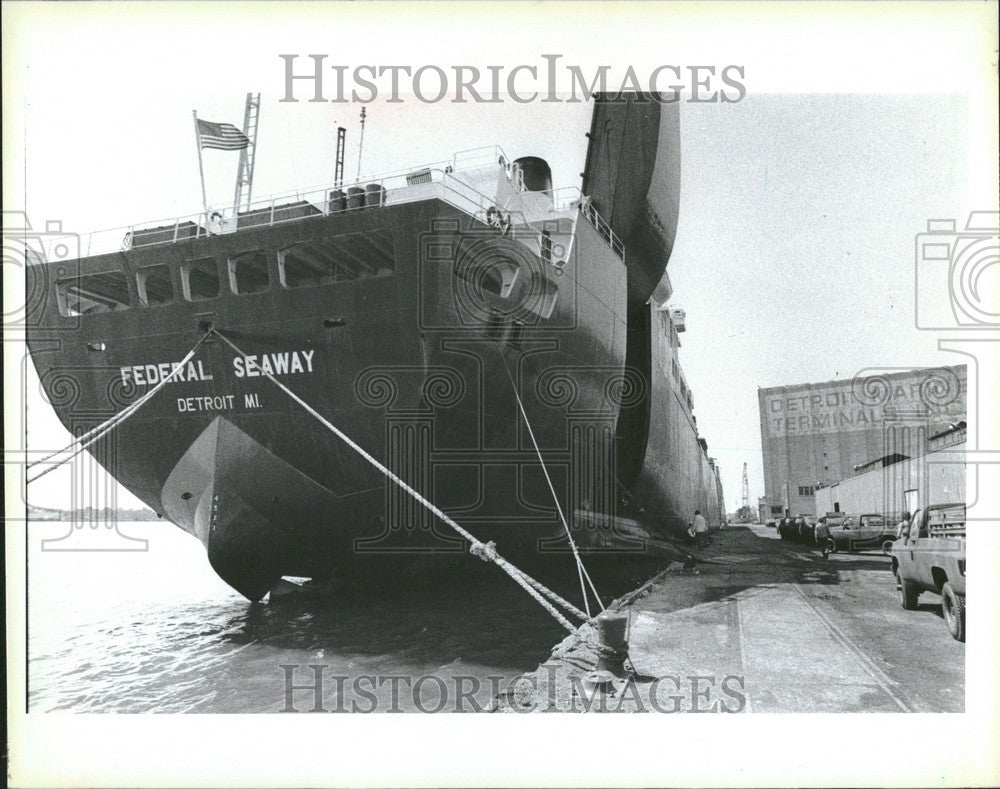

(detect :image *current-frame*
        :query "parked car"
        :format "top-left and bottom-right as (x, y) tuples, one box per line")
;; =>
(890, 503), (966, 642)
(827, 513), (895, 553)
(765, 518), (777, 529)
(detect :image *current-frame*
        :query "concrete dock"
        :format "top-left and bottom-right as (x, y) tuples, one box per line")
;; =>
(492, 524), (965, 713)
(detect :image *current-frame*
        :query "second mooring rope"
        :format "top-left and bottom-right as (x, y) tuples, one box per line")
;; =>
(211, 329), (589, 632)
(498, 351), (605, 617)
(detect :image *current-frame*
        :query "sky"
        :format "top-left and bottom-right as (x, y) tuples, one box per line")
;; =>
(3, 3), (991, 514)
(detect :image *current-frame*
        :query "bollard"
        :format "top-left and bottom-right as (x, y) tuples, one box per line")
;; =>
(594, 610), (630, 675)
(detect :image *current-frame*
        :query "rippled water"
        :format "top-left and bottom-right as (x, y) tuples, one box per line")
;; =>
(27, 521), (656, 713)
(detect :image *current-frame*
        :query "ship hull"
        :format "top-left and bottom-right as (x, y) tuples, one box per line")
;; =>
(28, 198), (678, 598)
(27, 152), (723, 602)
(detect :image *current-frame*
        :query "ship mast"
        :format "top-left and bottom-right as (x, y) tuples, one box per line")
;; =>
(232, 92), (261, 215)
(334, 126), (346, 188)
(356, 106), (367, 180)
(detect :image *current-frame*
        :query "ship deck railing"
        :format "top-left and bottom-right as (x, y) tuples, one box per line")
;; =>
(52, 144), (624, 267)
(552, 187), (625, 260)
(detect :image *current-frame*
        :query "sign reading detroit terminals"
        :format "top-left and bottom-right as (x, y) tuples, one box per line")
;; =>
(761, 368), (966, 438)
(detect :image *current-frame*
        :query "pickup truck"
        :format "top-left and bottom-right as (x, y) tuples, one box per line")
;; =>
(890, 503), (966, 642)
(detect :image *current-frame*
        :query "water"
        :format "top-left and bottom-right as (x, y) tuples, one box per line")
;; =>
(27, 521), (655, 713)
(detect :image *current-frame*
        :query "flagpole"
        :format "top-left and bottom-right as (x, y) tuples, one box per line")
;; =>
(192, 110), (209, 218)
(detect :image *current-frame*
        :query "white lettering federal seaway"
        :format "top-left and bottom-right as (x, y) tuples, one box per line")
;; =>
(121, 348), (318, 385)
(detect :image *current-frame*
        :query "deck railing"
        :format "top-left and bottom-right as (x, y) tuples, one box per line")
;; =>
(49, 144), (623, 266)
(545, 187), (626, 261)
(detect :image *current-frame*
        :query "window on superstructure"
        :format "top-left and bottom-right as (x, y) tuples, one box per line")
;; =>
(56, 272), (131, 316)
(181, 258), (220, 301)
(136, 265), (174, 307)
(798, 485), (815, 497)
(280, 240), (334, 287)
(278, 231), (395, 288)
(229, 250), (270, 295)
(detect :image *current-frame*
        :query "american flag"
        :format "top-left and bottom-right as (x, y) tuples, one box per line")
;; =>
(196, 118), (250, 150)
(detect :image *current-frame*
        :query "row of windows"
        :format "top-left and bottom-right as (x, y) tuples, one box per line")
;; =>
(56, 231), (395, 317)
(798, 485), (816, 497)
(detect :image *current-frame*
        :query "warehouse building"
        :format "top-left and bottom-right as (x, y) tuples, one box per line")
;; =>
(758, 365), (966, 517)
(813, 423), (966, 517)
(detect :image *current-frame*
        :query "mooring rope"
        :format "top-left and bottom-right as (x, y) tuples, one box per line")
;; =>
(498, 351), (605, 616)
(211, 329), (589, 631)
(25, 326), (591, 632)
(26, 333), (213, 484)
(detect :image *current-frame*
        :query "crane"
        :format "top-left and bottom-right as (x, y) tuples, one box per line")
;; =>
(738, 462), (753, 522)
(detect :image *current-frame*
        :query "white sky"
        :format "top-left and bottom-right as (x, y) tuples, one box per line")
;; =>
(4, 2), (996, 512)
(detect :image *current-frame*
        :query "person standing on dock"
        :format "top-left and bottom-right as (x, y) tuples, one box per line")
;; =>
(816, 516), (834, 558)
(692, 510), (709, 549)
(896, 512), (911, 540)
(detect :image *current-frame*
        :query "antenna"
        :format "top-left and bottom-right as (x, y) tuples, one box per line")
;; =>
(334, 126), (346, 188)
(233, 93), (261, 215)
(356, 106), (367, 180)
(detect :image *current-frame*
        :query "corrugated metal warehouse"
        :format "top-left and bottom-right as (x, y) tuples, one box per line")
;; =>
(813, 433), (965, 517)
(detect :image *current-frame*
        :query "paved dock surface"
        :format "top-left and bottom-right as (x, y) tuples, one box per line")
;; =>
(493, 525), (965, 713)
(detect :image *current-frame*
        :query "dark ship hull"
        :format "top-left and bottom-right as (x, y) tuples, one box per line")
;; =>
(26, 99), (724, 600)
